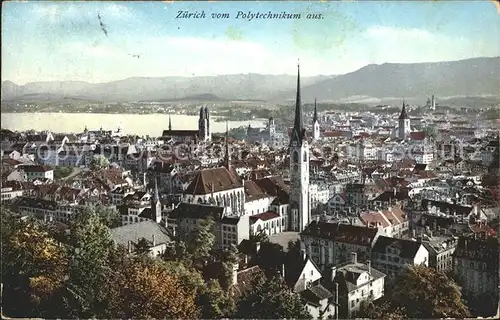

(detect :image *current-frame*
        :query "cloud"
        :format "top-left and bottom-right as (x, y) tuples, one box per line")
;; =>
(351, 25), (495, 65)
(64, 42), (119, 58)
(31, 2), (134, 22)
(365, 26), (434, 41)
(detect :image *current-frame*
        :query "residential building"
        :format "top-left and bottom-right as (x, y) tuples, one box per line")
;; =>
(322, 253), (386, 318)
(300, 221), (381, 269)
(371, 236), (429, 279)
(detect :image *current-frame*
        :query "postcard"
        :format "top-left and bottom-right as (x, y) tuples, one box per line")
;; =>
(1, 1), (499, 319)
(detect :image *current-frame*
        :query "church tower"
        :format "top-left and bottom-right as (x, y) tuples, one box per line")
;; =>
(168, 114), (172, 131)
(398, 100), (411, 140)
(198, 107), (207, 141)
(289, 62), (310, 232)
(312, 98), (320, 141)
(151, 176), (162, 223)
(205, 107), (211, 141)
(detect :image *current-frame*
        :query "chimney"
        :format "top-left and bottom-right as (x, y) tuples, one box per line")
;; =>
(330, 266), (337, 281)
(351, 252), (357, 264)
(429, 230), (433, 238)
(282, 263), (286, 279)
(127, 240), (132, 254)
(255, 241), (261, 254)
(367, 260), (371, 275)
(412, 229), (416, 238)
(244, 254), (248, 266)
(152, 234), (156, 247)
(301, 249), (307, 261)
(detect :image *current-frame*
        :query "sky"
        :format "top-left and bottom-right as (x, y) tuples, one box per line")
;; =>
(2, 1), (500, 84)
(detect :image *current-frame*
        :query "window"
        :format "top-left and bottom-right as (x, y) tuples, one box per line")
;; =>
(293, 151), (299, 163)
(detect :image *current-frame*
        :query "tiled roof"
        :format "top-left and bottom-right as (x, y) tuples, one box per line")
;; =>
(110, 220), (171, 247)
(301, 221), (379, 246)
(410, 131), (426, 140)
(21, 165), (54, 172)
(185, 167), (242, 195)
(162, 130), (199, 137)
(249, 211), (280, 223)
(372, 236), (423, 259)
(229, 265), (265, 299)
(300, 283), (333, 306)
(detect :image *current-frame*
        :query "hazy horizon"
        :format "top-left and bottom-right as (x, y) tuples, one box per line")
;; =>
(2, 1), (499, 85)
(2, 55), (500, 86)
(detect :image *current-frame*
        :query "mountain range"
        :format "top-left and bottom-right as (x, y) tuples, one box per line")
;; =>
(2, 57), (499, 104)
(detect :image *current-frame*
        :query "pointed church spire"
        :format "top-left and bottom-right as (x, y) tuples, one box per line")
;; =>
(290, 60), (304, 145)
(399, 99), (408, 119)
(168, 114), (172, 131)
(313, 98), (318, 123)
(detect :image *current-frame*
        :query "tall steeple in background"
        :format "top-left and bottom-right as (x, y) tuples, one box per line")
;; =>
(313, 98), (318, 123)
(168, 114), (172, 131)
(290, 61), (304, 146)
(399, 99), (408, 119)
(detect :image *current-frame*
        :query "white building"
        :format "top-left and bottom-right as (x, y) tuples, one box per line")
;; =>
(392, 101), (412, 140)
(166, 203), (250, 250)
(327, 254), (386, 318)
(181, 167), (245, 215)
(21, 165), (54, 181)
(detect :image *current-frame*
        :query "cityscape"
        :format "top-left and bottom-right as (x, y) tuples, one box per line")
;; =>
(1, 1), (500, 320)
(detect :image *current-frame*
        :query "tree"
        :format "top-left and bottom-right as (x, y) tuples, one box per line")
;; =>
(203, 244), (240, 290)
(107, 256), (200, 319)
(90, 155), (109, 170)
(134, 238), (151, 255)
(162, 260), (236, 318)
(63, 208), (115, 318)
(2, 212), (68, 317)
(188, 217), (216, 266)
(369, 265), (471, 319)
(361, 297), (406, 320)
(93, 205), (121, 228)
(235, 276), (312, 319)
(256, 242), (286, 278)
(53, 166), (74, 179)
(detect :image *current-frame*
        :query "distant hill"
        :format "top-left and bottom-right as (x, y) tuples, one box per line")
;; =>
(1, 74), (331, 102)
(275, 57), (500, 104)
(2, 57), (499, 104)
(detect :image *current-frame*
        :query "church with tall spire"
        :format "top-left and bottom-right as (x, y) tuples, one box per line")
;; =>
(393, 100), (412, 140)
(312, 98), (320, 141)
(289, 62), (310, 232)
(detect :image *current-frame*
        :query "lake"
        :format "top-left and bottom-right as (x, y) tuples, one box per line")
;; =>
(1, 113), (267, 136)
